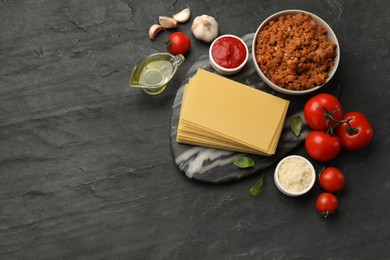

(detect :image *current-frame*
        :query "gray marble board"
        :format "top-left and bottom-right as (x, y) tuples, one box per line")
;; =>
(170, 33), (341, 184)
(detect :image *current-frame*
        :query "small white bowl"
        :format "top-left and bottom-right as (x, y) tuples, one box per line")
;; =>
(274, 155), (316, 197)
(252, 10), (340, 95)
(209, 34), (249, 75)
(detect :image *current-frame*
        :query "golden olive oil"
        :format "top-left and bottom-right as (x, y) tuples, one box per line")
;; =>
(131, 59), (173, 95)
(129, 53), (185, 95)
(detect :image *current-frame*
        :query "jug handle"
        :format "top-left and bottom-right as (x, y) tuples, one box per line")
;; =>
(171, 54), (185, 67)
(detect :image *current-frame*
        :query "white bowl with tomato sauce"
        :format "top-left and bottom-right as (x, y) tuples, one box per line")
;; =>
(252, 10), (340, 95)
(209, 34), (249, 75)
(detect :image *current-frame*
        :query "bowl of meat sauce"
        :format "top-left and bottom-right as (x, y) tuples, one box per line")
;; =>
(209, 34), (249, 75)
(252, 10), (340, 95)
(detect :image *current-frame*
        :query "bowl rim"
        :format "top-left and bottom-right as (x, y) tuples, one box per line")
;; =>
(209, 34), (249, 74)
(251, 9), (340, 95)
(274, 155), (316, 196)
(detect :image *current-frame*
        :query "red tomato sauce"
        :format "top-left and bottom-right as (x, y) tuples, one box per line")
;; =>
(211, 36), (247, 68)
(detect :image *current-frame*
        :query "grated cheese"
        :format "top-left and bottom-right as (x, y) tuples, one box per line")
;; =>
(277, 157), (313, 192)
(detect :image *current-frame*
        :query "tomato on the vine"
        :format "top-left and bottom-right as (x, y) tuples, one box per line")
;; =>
(305, 130), (341, 161)
(167, 32), (191, 55)
(304, 93), (343, 130)
(316, 192), (338, 217)
(335, 112), (373, 151)
(319, 167), (345, 192)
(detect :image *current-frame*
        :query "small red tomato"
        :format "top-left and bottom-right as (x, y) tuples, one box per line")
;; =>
(304, 93), (343, 131)
(167, 32), (191, 55)
(316, 192), (338, 217)
(305, 130), (341, 161)
(335, 112), (373, 151)
(319, 167), (345, 192)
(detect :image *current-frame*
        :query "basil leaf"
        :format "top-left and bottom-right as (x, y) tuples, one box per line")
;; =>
(233, 156), (255, 168)
(250, 174), (264, 197)
(290, 115), (303, 137)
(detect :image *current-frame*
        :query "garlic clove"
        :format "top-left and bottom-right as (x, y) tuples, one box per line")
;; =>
(172, 7), (191, 23)
(149, 24), (165, 40)
(159, 16), (178, 29)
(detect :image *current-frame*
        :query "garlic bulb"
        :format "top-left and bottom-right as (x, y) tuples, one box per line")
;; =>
(173, 7), (191, 23)
(191, 15), (219, 43)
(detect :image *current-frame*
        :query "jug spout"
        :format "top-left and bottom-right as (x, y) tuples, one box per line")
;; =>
(171, 54), (185, 67)
(129, 52), (185, 95)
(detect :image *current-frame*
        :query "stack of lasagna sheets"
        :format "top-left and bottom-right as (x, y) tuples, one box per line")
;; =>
(176, 69), (290, 156)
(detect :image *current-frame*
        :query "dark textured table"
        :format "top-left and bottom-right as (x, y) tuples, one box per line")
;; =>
(1, 0), (389, 259)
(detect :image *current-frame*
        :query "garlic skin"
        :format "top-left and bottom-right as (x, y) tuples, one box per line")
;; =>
(149, 24), (165, 40)
(191, 15), (219, 43)
(173, 7), (191, 23)
(159, 16), (178, 29)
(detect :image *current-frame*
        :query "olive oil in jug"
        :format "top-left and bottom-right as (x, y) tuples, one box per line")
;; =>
(129, 53), (185, 95)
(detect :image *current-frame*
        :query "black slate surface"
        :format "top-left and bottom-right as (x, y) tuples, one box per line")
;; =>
(1, 0), (390, 259)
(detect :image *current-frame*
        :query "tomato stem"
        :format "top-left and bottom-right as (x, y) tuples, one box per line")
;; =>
(317, 106), (358, 136)
(320, 211), (334, 218)
(318, 106), (341, 135)
(344, 118), (359, 135)
(318, 167), (325, 179)
(164, 40), (172, 47)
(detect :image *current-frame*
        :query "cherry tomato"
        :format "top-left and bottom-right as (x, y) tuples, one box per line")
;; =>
(304, 93), (343, 131)
(316, 192), (338, 217)
(335, 112), (373, 151)
(305, 130), (341, 161)
(319, 167), (345, 192)
(167, 32), (191, 55)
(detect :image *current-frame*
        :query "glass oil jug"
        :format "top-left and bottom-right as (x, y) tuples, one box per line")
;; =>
(129, 52), (185, 95)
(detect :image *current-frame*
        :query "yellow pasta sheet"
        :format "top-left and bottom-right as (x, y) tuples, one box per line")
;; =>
(176, 69), (289, 155)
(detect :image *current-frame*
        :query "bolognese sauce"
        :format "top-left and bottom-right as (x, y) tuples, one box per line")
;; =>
(255, 12), (337, 90)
